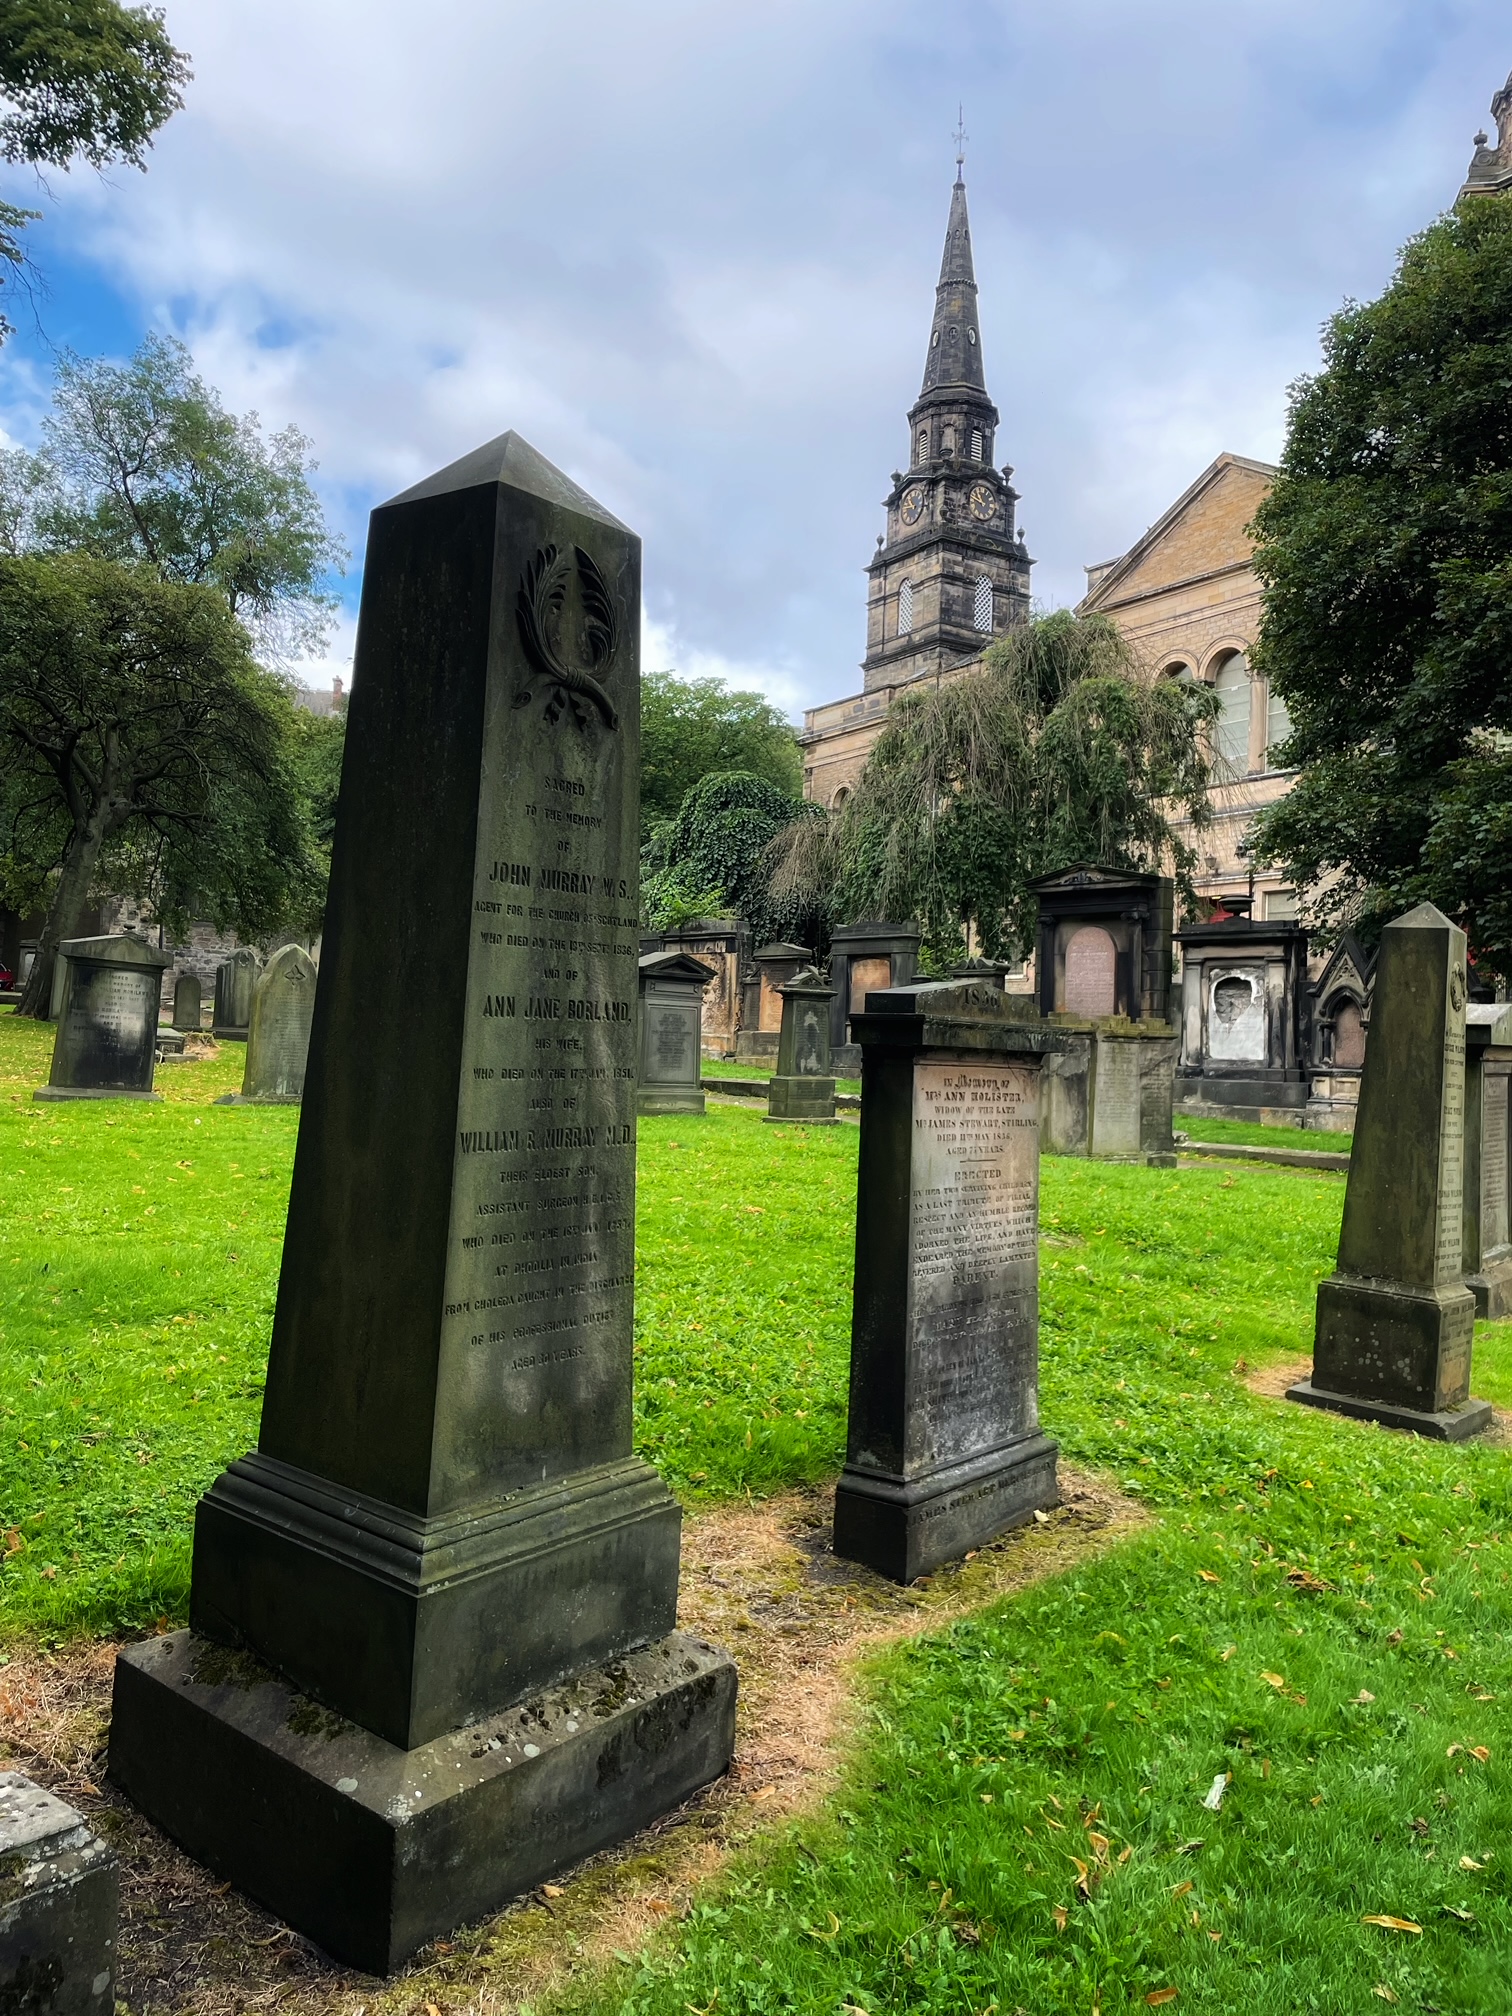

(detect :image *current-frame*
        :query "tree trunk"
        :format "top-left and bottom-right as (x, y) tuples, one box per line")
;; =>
(17, 817), (113, 1019)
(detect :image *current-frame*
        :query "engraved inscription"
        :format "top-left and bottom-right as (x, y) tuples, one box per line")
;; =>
(1483, 1071), (1509, 1255)
(1436, 1025), (1467, 1281)
(909, 1062), (1040, 1471)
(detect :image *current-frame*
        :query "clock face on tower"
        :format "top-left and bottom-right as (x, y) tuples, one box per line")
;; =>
(900, 486), (925, 527)
(968, 481), (997, 524)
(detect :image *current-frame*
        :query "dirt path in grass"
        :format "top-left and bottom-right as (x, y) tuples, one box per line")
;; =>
(1242, 1353), (1512, 1444)
(0, 1465), (1142, 2016)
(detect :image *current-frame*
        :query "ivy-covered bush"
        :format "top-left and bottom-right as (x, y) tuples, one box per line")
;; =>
(639, 770), (824, 945)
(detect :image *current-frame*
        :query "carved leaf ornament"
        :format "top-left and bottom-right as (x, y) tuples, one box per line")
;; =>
(514, 544), (621, 730)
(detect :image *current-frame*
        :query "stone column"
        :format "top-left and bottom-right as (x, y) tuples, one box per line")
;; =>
(834, 979), (1061, 1581)
(108, 433), (735, 1973)
(1289, 903), (1490, 1439)
(1463, 1005), (1512, 1319)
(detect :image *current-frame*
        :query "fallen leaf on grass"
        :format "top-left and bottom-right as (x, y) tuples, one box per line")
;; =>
(1260, 1671), (1286, 1690)
(1175, 1839), (1204, 1856)
(1201, 1775), (1228, 1812)
(1460, 1856), (1484, 1871)
(1441, 1905), (1476, 1924)
(1470, 1746), (1490, 1763)
(805, 1912), (841, 1942)
(1146, 1991), (1179, 2007)
(1350, 1691), (1377, 1705)
(646, 1898), (672, 1917)
(1170, 1880), (1193, 1900)
(1361, 1916), (1422, 1935)
(1385, 1629), (1403, 1647)
(751, 1785), (776, 1803)
(1373, 1987), (1399, 2004)
(542, 1884), (565, 1899)
(1196, 1570), (1220, 1585)
(1052, 1904), (1068, 1932)
(1220, 1644), (1236, 1662)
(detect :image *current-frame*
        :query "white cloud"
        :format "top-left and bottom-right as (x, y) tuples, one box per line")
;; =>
(2, 0), (1506, 712)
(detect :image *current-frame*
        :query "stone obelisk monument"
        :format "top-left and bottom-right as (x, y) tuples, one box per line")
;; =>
(109, 435), (735, 1972)
(1290, 902), (1490, 1439)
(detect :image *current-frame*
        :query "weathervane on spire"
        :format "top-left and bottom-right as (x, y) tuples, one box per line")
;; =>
(953, 105), (967, 182)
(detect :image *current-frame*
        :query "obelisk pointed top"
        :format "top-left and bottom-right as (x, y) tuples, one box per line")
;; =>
(383, 430), (630, 530)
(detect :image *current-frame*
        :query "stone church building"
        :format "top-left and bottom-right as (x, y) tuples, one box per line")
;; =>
(803, 73), (1512, 923)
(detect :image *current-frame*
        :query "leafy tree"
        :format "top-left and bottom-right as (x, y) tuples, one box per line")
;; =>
(1248, 198), (1512, 969)
(640, 770), (822, 944)
(0, 0), (189, 339)
(640, 670), (801, 827)
(768, 612), (1217, 965)
(1, 334), (346, 660)
(0, 553), (321, 1015)
(288, 702), (346, 883)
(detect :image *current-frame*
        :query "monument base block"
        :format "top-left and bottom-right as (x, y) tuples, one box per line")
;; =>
(834, 1433), (1059, 1584)
(637, 1089), (706, 1116)
(32, 1086), (161, 1103)
(109, 1628), (737, 1976)
(1285, 1378), (1492, 1442)
(764, 1075), (837, 1124)
(1466, 1255), (1512, 1322)
(190, 1452), (683, 1750)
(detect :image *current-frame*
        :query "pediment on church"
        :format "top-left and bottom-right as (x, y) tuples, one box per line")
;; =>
(1080, 454), (1277, 612)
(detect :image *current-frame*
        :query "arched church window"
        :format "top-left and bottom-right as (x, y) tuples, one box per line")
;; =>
(898, 579), (915, 636)
(970, 429), (984, 462)
(973, 577), (993, 633)
(1212, 650), (1252, 776)
(1266, 681), (1293, 767)
(916, 429), (929, 461)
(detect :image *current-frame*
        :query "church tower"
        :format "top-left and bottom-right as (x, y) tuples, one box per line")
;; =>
(861, 158), (1032, 692)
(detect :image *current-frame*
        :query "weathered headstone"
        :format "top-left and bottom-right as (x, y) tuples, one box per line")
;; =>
(231, 945), (317, 1103)
(1289, 903), (1491, 1439)
(736, 941), (814, 1062)
(766, 967), (837, 1124)
(108, 433), (736, 1971)
(1087, 1028), (1178, 1166)
(211, 947), (260, 1040)
(35, 935), (171, 1102)
(834, 979), (1061, 1581)
(0, 1773), (118, 2016)
(637, 950), (713, 1115)
(1463, 1003), (1512, 1320)
(171, 973), (202, 1032)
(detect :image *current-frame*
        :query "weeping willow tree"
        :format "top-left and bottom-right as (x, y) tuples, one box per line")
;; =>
(769, 611), (1218, 965)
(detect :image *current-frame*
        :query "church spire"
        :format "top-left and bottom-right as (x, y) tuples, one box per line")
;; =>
(920, 167), (986, 397)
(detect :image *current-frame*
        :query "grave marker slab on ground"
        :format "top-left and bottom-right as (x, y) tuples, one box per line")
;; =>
(833, 978), (1061, 1581)
(108, 431), (735, 1972)
(0, 1773), (117, 2016)
(1290, 902), (1491, 1439)
(766, 967), (838, 1123)
(34, 934), (171, 1103)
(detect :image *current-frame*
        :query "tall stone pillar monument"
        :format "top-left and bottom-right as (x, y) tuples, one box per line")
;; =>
(109, 435), (735, 1971)
(1289, 903), (1490, 1439)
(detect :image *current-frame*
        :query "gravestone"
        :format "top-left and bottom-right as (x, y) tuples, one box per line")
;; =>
(235, 945), (318, 1103)
(35, 935), (171, 1103)
(1289, 903), (1491, 1439)
(736, 941), (813, 1062)
(1087, 1029), (1178, 1166)
(826, 921), (921, 1067)
(172, 973), (202, 1032)
(211, 947), (260, 1040)
(766, 967), (837, 1124)
(834, 978), (1061, 1581)
(0, 1774), (118, 2016)
(108, 432), (736, 1972)
(1463, 1003), (1512, 1319)
(638, 950), (713, 1115)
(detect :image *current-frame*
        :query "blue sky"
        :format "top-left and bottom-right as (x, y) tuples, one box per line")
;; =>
(0, 1), (1505, 717)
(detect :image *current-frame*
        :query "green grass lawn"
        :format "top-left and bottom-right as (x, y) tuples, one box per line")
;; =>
(1180, 1112), (1354, 1154)
(5, 1012), (1512, 2012)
